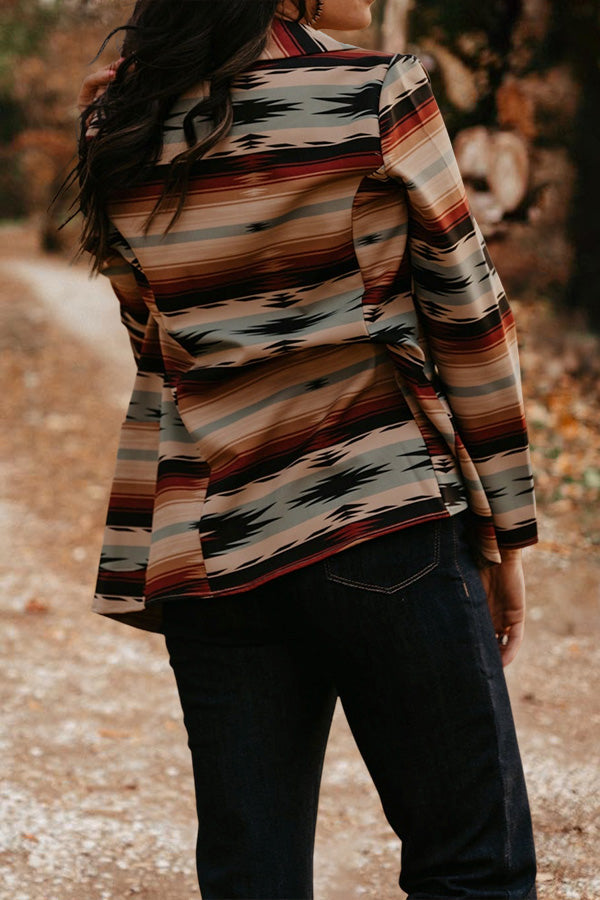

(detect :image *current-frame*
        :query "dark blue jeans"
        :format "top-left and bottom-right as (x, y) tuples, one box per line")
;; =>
(163, 510), (537, 899)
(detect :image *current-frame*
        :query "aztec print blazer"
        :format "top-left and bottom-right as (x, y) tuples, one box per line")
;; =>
(93, 15), (537, 632)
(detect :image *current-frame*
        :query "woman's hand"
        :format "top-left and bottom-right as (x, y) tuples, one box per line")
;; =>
(479, 549), (526, 668)
(77, 58), (124, 114)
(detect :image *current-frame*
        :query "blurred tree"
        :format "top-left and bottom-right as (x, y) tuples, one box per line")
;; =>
(0, 0), (63, 218)
(408, 0), (523, 134)
(0, 0), (61, 89)
(379, 0), (410, 52)
(560, 1), (600, 330)
(0, 0), (123, 237)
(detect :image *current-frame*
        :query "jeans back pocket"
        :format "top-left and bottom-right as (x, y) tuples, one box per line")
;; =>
(324, 519), (441, 595)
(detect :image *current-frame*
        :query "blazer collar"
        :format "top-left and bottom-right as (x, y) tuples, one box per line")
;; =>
(259, 15), (354, 60)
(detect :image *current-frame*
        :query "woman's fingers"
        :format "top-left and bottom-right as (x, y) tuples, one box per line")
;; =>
(77, 67), (114, 112)
(479, 557), (526, 668)
(496, 618), (524, 668)
(77, 58), (124, 112)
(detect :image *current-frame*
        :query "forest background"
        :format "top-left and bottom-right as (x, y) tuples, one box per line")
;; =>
(0, 2), (599, 899)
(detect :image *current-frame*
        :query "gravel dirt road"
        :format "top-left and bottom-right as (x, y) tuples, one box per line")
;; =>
(1, 224), (599, 900)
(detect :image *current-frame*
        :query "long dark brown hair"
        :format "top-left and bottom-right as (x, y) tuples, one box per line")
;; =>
(70, 0), (310, 270)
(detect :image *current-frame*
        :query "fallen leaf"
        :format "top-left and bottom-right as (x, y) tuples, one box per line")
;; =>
(24, 597), (49, 614)
(122, 781), (138, 791)
(98, 728), (133, 739)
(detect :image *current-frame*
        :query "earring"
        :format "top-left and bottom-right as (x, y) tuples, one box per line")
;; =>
(307, 0), (324, 26)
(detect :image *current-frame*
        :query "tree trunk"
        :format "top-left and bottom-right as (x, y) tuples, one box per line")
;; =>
(380, 0), (412, 53)
(561, 1), (600, 330)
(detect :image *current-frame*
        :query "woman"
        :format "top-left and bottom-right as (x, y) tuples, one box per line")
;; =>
(75, 1), (538, 897)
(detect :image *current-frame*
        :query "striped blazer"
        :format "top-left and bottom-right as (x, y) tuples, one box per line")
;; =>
(94, 15), (537, 632)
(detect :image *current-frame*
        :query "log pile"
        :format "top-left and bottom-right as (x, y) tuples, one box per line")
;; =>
(403, 0), (580, 244)
(454, 127), (529, 234)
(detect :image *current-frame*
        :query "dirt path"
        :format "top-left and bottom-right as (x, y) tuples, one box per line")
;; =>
(1, 224), (598, 900)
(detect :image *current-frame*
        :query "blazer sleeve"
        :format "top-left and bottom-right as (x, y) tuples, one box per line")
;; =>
(377, 53), (537, 551)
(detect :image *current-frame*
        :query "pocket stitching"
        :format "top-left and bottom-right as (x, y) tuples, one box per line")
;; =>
(324, 523), (440, 595)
